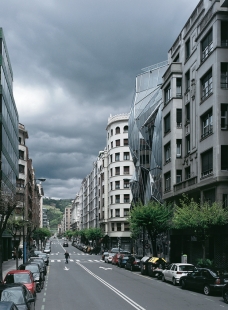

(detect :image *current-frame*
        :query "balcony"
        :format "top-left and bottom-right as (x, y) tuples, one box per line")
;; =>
(163, 63), (182, 83)
(174, 176), (197, 192)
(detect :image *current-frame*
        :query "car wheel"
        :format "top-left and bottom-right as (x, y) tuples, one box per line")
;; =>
(172, 278), (177, 286)
(162, 274), (166, 282)
(203, 284), (211, 296)
(223, 289), (228, 304)
(181, 279), (186, 289)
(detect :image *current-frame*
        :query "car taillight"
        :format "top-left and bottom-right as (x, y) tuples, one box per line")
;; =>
(215, 279), (221, 284)
(176, 272), (182, 274)
(133, 261), (137, 265)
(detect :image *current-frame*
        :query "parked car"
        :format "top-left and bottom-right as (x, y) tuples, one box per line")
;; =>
(118, 255), (130, 268)
(181, 268), (228, 295)
(0, 283), (35, 310)
(29, 257), (47, 275)
(37, 253), (49, 266)
(112, 253), (123, 265)
(110, 248), (124, 253)
(0, 301), (19, 310)
(43, 247), (51, 254)
(102, 252), (109, 261)
(147, 257), (167, 278)
(162, 263), (195, 286)
(105, 253), (115, 263)
(18, 263), (44, 292)
(3, 270), (36, 298)
(63, 242), (68, 247)
(125, 256), (141, 271)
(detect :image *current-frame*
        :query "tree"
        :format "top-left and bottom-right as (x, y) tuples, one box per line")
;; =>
(172, 195), (228, 259)
(0, 182), (18, 281)
(64, 230), (74, 240)
(128, 201), (172, 256)
(33, 228), (51, 250)
(84, 228), (103, 246)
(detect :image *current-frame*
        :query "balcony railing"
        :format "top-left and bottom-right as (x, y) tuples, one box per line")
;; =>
(174, 176), (197, 192)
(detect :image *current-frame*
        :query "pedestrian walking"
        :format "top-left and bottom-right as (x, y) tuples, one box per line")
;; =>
(64, 251), (70, 264)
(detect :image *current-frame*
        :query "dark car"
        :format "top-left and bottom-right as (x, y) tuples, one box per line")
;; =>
(37, 253), (49, 265)
(0, 283), (35, 310)
(222, 283), (228, 303)
(118, 255), (130, 268)
(140, 256), (152, 275)
(29, 258), (47, 276)
(63, 242), (68, 247)
(180, 268), (228, 295)
(125, 256), (141, 271)
(0, 301), (19, 310)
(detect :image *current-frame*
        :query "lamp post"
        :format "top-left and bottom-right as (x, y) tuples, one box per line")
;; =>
(23, 178), (46, 263)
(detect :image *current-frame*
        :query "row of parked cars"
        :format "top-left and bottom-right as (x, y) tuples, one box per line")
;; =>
(0, 241), (51, 310)
(102, 250), (228, 303)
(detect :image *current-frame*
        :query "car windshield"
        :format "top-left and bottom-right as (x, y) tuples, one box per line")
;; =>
(5, 274), (31, 284)
(179, 265), (195, 271)
(25, 265), (39, 273)
(0, 289), (25, 304)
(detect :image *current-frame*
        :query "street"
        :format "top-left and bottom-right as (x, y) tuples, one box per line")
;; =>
(35, 239), (226, 310)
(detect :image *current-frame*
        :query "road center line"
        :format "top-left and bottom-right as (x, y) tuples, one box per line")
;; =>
(76, 262), (145, 310)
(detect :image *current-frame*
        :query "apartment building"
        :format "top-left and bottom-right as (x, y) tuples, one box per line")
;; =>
(64, 207), (71, 231)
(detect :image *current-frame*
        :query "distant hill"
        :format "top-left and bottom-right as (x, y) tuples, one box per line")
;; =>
(43, 198), (72, 213)
(43, 198), (72, 230)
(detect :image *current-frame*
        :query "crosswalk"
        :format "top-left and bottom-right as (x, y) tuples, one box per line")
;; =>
(50, 253), (91, 256)
(50, 259), (104, 263)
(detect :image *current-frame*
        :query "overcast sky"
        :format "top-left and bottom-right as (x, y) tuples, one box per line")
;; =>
(0, 0), (199, 199)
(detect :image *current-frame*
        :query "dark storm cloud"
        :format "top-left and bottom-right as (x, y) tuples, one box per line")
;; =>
(0, 0), (199, 198)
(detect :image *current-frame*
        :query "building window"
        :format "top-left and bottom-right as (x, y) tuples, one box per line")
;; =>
(111, 141), (113, 148)
(110, 168), (113, 177)
(164, 113), (170, 134)
(110, 155), (112, 163)
(124, 223), (130, 231)
(124, 194), (130, 203)
(111, 223), (114, 231)
(176, 109), (182, 128)
(164, 83), (171, 104)
(124, 125), (128, 132)
(19, 137), (22, 144)
(116, 140), (120, 147)
(111, 129), (113, 136)
(124, 179), (130, 188)
(102, 185), (104, 194)
(164, 142), (171, 163)
(185, 166), (191, 180)
(110, 182), (112, 190)
(221, 145), (228, 170)
(110, 196), (113, 204)
(185, 38), (190, 60)
(185, 103), (190, 123)
(201, 148), (213, 177)
(223, 194), (228, 208)
(176, 170), (182, 184)
(221, 21), (228, 47)
(124, 152), (130, 160)
(115, 153), (120, 161)
(201, 69), (212, 101)
(19, 164), (25, 174)
(115, 181), (120, 189)
(221, 63), (228, 89)
(164, 172), (171, 192)
(124, 166), (129, 174)
(124, 209), (129, 216)
(115, 196), (120, 204)
(176, 139), (182, 158)
(221, 104), (228, 130)
(176, 78), (182, 97)
(124, 139), (128, 146)
(19, 150), (24, 160)
(115, 167), (120, 175)
(201, 29), (213, 62)
(201, 109), (213, 139)
(186, 135), (190, 154)
(115, 208), (120, 216)
(117, 223), (121, 231)
(115, 127), (120, 134)
(185, 70), (190, 92)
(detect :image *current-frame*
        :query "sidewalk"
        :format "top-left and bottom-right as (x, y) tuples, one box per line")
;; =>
(2, 258), (23, 279)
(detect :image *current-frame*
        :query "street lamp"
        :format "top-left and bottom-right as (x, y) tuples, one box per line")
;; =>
(23, 178), (46, 263)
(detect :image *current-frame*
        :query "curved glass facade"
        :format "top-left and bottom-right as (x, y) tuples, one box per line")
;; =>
(0, 28), (19, 192)
(129, 62), (168, 204)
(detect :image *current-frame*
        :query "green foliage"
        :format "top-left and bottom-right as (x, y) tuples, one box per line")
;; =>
(84, 228), (103, 241)
(128, 201), (173, 239)
(33, 227), (51, 241)
(196, 258), (214, 268)
(43, 198), (72, 213)
(172, 195), (228, 240)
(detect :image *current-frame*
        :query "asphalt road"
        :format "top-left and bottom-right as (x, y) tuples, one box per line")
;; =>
(35, 239), (227, 310)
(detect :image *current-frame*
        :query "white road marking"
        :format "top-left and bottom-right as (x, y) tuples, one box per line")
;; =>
(99, 267), (112, 270)
(64, 266), (69, 270)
